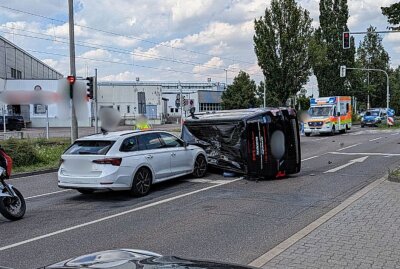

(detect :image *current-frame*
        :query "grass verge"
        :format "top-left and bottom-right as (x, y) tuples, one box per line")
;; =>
(388, 168), (400, 183)
(0, 138), (70, 174)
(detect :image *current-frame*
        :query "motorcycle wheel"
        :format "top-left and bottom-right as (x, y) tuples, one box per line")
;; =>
(0, 187), (26, 221)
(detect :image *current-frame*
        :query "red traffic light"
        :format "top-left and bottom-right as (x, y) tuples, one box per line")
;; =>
(344, 33), (349, 38)
(67, 75), (76, 84)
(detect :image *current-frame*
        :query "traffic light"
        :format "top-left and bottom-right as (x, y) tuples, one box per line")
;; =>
(343, 32), (350, 49)
(67, 75), (75, 99)
(86, 76), (94, 100)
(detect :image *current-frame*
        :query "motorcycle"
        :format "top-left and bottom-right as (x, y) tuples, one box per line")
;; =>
(0, 167), (26, 221)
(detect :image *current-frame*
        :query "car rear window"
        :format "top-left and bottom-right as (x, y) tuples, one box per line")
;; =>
(64, 140), (115, 155)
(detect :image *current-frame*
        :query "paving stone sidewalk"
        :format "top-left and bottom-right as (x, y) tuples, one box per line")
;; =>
(263, 180), (400, 269)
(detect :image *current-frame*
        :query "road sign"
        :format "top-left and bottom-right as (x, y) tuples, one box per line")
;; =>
(387, 116), (394, 126)
(340, 65), (346, 78)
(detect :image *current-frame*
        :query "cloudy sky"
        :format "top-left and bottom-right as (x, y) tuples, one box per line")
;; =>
(0, 0), (398, 89)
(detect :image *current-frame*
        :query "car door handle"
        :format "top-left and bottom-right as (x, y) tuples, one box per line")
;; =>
(171, 153), (176, 157)
(145, 155), (153, 159)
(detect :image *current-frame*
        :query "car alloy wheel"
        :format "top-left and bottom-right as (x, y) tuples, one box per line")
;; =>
(193, 155), (207, 178)
(131, 167), (152, 196)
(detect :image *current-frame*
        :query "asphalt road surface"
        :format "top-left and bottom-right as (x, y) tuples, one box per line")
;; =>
(1, 126), (400, 268)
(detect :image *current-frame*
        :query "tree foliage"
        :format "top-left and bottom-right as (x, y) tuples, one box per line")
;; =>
(356, 26), (390, 108)
(311, 0), (356, 97)
(221, 71), (258, 109)
(381, 2), (400, 30)
(253, 0), (313, 106)
(256, 80), (281, 107)
(389, 67), (400, 114)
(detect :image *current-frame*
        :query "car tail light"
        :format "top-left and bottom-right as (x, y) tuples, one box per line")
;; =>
(93, 158), (122, 166)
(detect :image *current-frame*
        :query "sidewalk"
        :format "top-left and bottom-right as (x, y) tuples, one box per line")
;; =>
(262, 179), (400, 269)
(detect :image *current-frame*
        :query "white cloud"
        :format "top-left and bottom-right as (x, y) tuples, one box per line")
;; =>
(171, 0), (214, 23)
(80, 49), (111, 59)
(193, 57), (224, 73)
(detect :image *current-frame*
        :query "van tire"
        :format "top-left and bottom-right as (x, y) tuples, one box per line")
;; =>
(330, 126), (335, 136)
(305, 133), (311, 137)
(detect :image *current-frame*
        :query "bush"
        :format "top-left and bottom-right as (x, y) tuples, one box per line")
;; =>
(0, 139), (40, 167)
(0, 138), (70, 172)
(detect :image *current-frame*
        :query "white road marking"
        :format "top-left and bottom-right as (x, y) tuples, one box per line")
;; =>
(185, 178), (237, 184)
(391, 133), (399, 136)
(302, 156), (319, 161)
(0, 178), (241, 252)
(369, 137), (382, 142)
(329, 152), (400, 157)
(337, 143), (361, 151)
(25, 190), (71, 200)
(314, 137), (328, 141)
(248, 174), (387, 267)
(323, 156), (368, 173)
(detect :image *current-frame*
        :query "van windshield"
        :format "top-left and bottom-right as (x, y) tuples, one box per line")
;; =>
(308, 107), (332, 117)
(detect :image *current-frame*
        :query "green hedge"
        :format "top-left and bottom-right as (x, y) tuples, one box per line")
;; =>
(0, 138), (70, 173)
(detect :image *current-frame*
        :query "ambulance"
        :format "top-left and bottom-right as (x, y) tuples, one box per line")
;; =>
(304, 96), (352, 136)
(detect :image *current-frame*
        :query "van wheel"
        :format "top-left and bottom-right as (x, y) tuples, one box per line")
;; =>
(330, 126), (336, 136)
(130, 167), (152, 196)
(305, 133), (311, 137)
(193, 155), (207, 178)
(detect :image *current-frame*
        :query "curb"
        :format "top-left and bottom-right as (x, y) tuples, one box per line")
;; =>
(13, 168), (58, 179)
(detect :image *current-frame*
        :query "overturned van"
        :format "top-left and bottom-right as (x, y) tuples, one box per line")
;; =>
(182, 108), (301, 179)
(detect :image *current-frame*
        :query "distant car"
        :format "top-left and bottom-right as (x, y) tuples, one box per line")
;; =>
(361, 108), (386, 127)
(58, 130), (208, 196)
(0, 115), (24, 131)
(45, 249), (254, 269)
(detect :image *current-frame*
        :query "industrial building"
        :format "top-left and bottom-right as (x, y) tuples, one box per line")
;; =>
(97, 81), (225, 124)
(0, 35), (63, 126)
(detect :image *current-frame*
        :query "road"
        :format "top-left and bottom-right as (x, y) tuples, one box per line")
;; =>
(1, 126), (400, 268)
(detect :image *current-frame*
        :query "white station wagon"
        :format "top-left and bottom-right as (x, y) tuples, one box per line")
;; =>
(58, 130), (207, 196)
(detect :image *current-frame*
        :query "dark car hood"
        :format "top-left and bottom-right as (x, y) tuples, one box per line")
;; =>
(44, 249), (254, 269)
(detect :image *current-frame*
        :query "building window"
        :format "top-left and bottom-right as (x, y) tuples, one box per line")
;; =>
(11, 68), (16, 78)
(34, 104), (46, 114)
(11, 68), (22, 79)
(116, 105), (120, 112)
(138, 92), (146, 114)
(127, 105), (130, 113)
(170, 108), (174, 113)
(175, 108), (178, 113)
(199, 103), (221, 112)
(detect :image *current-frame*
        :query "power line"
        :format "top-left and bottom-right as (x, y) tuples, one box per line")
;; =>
(0, 25), (242, 73)
(25, 49), (231, 81)
(0, 5), (256, 66)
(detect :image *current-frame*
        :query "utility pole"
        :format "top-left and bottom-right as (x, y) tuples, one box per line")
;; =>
(68, 0), (78, 142)
(179, 81), (183, 131)
(94, 68), (98, 133)
(224, 69), (228, 89)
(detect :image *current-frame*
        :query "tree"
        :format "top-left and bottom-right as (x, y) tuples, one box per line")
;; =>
(311, 0), (356, 97)
(389, 67), (400, 114)
(221, 71), (258, 109)
(381, 2), (400, 30)
(253, 0), (313, 106)
(356, 26), (390, 108)
(256, 80), (281, 107)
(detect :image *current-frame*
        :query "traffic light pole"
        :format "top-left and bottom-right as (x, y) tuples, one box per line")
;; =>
(345, 67), (390, 112)
(68, 0), (78, 142)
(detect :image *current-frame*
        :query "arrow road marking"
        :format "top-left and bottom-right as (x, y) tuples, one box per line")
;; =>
(324, 156), (368, 173)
